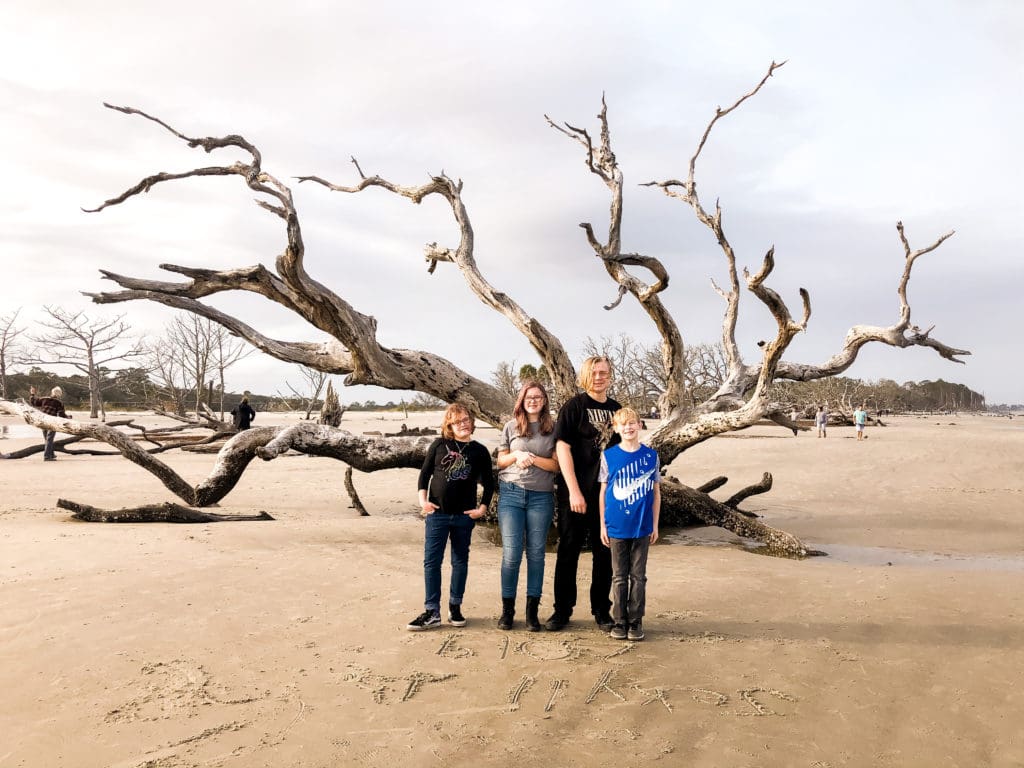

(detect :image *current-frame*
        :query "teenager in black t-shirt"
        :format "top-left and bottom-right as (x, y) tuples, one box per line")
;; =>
(407, 404), (494, 631)
(545, 356), (621, 631)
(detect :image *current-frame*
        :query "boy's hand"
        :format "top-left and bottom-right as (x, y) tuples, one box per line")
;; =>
(600, 526), (610, 547)
(650, 528), (659, 545)
(569, 489), (586, 514)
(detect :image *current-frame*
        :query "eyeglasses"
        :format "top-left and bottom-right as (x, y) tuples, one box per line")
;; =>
(524, 396), (545, 402)
(452, 417), (473, 427)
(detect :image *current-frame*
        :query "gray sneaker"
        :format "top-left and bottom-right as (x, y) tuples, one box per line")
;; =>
(609, 623), (628, 640)
(406, 610), (441, 631)
(627, 621), (645, 641)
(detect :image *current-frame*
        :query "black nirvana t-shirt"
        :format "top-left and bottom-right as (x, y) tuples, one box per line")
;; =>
(553, 392), (621, 492)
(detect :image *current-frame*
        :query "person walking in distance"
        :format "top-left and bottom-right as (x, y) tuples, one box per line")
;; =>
(230, 396), (256, 430)
(854, 403), (868, 441)
(29, 385), (69, 461)
(545, 356), (621, 632)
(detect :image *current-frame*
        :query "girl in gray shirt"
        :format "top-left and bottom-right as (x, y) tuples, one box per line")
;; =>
(495, 381), (559, 631)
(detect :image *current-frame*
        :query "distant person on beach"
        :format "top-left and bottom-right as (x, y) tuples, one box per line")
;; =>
(790, 406), (800, 436)
(816, 405), (828, 438)
(546, 355), (621, 633)
(599, 407), (660, 642)
(28, 385), (69, 461)
(495, 381), (559, 632)
(408, 404), (494, 631)
(854, 404), (868, 440)
(230, 397), (256, 430)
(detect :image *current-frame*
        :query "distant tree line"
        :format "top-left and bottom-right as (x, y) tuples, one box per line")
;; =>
(4, 308), (987, 420)
(493, 333), (986, 418)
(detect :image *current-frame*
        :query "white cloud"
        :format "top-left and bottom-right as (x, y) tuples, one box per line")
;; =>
(1, 0), (1020, 403)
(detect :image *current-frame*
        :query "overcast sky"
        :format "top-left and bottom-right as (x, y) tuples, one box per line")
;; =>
(2, 1), (1021, 405)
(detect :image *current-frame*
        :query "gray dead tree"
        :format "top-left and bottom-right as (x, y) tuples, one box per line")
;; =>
(1, 63), (969, 555)
(24, 307), (145, 421)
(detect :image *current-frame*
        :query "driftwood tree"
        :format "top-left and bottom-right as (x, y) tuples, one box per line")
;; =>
(25, 307), (145, 421)
(0, 308), (26, 399)
(1, 64), (969, 555)
(319, 380), (344, 427)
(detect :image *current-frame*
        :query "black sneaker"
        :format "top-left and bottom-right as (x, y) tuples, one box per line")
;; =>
(609, 623), (628, 640)
(594, 611), (614, 631)
(449, 603), (466, 627)
(627, 620), (645, 641)
(406, 610), (441, 631)
(545, 612), (569, 632)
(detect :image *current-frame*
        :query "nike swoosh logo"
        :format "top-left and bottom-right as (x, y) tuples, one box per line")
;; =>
(612, 469), (656, 501)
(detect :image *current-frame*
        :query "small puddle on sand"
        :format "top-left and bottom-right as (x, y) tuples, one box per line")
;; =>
(809, 543), (1024, 571)
(661, 527), (1024, 571)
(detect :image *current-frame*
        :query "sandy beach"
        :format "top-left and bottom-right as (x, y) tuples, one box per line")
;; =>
(1, 410), (1022, 767)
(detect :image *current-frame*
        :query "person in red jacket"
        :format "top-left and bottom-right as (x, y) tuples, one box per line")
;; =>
(29, 385), (69, 461)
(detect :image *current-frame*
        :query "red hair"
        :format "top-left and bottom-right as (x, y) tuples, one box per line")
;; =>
(440, 404), (473, 439)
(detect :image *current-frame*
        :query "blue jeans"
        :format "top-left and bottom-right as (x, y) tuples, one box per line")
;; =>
(42, 430), (56, 460)
(423, 512), (475, 612)
(498, 481), (555, 599)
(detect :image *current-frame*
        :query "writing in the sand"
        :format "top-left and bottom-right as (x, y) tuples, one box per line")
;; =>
(342, 633), (797, 717)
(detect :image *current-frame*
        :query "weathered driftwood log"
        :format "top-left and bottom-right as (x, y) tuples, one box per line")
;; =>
(57, 499), (273, 523)
(660, 476), (819, 557)
(723, 471), (773, 510)
(2, 400), (814, 554)
(696, 476), (728, 493)
(2, 433), (88, 458)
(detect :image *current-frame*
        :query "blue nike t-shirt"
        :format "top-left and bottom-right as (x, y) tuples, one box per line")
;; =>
(599, 444), (660, 539)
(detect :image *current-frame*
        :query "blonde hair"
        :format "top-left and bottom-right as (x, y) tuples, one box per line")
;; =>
(612, 406), (641, 427)
(51, 387), (63, 398)
(440, 404), (473, 439)
(577, 355), (613, 392)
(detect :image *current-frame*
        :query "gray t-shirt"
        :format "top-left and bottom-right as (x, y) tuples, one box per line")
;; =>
(497, 420), (557, 492)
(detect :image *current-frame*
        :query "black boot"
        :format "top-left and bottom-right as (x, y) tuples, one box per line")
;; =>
(525, 596), (541, 632)
(497, 597), (515, 630)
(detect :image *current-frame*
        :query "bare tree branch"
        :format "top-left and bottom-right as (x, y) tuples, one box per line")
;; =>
(548, 99), (687, 415)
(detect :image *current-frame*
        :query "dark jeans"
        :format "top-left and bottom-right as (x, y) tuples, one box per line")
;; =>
(609, 536), (651, 624)
(422, 512), (475, 613)
(552, 483), (612, 618)
(42, 429), (56, 460)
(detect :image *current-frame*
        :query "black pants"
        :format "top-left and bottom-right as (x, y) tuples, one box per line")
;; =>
(552, 482), (612, 618)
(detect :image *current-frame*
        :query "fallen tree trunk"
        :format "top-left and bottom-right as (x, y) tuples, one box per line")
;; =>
(57, 499), (274, 523)
(2, 399), (815, 555)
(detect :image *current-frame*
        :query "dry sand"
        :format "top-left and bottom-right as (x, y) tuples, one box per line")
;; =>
(1, 410), (1023, 767)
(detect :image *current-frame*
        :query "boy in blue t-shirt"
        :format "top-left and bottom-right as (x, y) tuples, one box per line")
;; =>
(598, 407), (660, 641)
